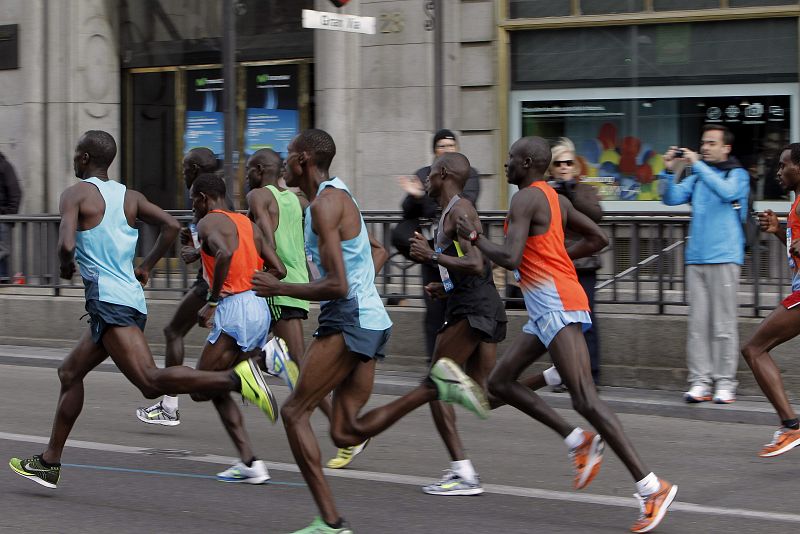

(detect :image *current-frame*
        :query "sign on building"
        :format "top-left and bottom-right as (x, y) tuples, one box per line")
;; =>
(301, 9), (376, 35)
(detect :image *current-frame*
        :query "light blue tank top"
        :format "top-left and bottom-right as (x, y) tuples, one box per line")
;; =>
(75, 178), (147, 314)
(304, 177), (391, 331)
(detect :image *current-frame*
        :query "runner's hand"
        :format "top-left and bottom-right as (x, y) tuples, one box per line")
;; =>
(134, 266), (150, 286)
(179, 227), (193, 246)
(456, 213), (478, 240)
(758, 209), (780, 234)
(180, 245), (201, 264)
(252, 270), (281, 297)
(790, 239), (800, 259)
(59, 261), (76, 280)
(198, 303), (215, 328)
(409, 231), (434, 263)
(425, 282), (447, 300)
(396, 175), (425, 198)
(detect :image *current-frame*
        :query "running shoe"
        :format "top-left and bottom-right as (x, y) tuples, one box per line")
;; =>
(290, 516), (353, 533)
(216, 459), (270, 484)
(712, 389), (736, 404)
(262, 336), (299, 391)
(683, 385), (712, 403)
(135, 400), (180, 426)
(429, 358), (489, 419)
(326, 439), (370, 469)
(570, 430), (604, 490)
(422, 470), (483, 496)
(758, 427), (800, 458)
(234, 357), (278, 423)
(630, 479), (677, 533)
(9, 455), (60, 489)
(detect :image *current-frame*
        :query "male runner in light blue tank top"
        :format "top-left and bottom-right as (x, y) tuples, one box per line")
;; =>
(251, 129), (490, 534)
(8, 131), (278, 490)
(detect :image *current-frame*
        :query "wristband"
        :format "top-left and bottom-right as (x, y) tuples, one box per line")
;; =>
(206, 293), (219, 306)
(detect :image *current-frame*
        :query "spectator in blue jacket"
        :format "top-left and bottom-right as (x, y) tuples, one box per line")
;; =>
(661, 124), (749, 405)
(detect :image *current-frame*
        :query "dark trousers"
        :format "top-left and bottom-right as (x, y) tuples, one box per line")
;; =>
(0, 223), (10, 282)
(577, 270), (600, 383)
(422, 262), (446, 361)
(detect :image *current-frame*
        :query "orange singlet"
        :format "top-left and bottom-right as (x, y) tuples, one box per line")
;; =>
(200, 210), (264, 297)
(505, 181), (589, 319)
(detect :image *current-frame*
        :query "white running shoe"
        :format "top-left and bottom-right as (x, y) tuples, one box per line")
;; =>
(683, 385), (712, 403)
(216, 460), (270, 484)
(422, 470), (483, 496)
(713, 389), (736, 404)
(262, 337), (299, 390)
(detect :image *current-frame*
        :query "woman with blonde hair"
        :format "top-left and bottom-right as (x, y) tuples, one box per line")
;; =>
(549, 137), (604, 386)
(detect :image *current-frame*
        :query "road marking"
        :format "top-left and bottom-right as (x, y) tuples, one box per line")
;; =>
(3, 431), (800, 524)
(62, 463), (306, 487)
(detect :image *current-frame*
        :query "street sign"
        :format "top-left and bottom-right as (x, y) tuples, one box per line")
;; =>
(301, 9), (376, 35)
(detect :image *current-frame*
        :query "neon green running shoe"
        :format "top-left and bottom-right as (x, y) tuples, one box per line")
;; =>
(429, 358), (490, 419)
(290, 516), (353, 534)
(9, 455), (60, 488)
(234, 357), (278, 423)
(326, 439), (370, 469)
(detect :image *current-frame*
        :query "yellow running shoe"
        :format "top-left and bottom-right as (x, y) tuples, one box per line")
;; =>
(234, 357), (278, 423)
(326, 439), (370, 469)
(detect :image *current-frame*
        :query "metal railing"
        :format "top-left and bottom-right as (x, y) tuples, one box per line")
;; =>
(0, 211), (791, 317)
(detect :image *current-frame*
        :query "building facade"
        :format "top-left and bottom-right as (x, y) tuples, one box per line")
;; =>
(1, 1), (798, 212)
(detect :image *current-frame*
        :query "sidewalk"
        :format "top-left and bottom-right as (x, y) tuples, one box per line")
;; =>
(0, 344), (789, 428)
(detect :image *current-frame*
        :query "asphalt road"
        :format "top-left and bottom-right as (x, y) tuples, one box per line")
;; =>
(1, 346), (798, 533)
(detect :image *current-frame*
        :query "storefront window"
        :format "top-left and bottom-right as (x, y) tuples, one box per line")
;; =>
(653, 0), (720, 9)
(509, 0), (572, 18)
(518, 94), (791, 201)
(729, 0), (798, 5)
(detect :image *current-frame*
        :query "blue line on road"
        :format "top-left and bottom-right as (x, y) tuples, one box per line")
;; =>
(62, 463), (306, 487)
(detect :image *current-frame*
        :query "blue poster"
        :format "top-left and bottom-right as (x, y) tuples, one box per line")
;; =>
(245, 109), (299, 158)
(184, 110), (224, 156)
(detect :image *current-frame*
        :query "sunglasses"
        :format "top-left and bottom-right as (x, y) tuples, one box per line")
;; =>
(553, 160), (575, 167)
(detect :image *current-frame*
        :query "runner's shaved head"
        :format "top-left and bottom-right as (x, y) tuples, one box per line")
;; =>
(185, 147), (218, 172)
(251, 148), (281, 167)
(433, 152), (471, 189)
(512, 136), (552, 174)
(77, 130), (117, 168)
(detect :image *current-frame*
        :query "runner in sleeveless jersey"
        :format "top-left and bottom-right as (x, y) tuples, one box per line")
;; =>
(252, 129), (489, 534)
(136, 147), (218, 426)
(407, 152), (507, 495)
(189, 173), (286, 483)
(457, 136), (677, 533)
(9, 131), (277, 490)
(742, 143), (800, 457)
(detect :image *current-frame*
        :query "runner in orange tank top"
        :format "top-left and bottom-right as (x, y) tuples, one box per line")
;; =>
(741, 143), (800, 458)
(458, 136), (677, 533)
(191, 173), (288, 484)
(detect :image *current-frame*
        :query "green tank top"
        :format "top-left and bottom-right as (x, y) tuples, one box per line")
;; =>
(265, 185), (310, 311)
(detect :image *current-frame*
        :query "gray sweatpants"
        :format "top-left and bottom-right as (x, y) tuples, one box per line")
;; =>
(685, 263), (740, 392)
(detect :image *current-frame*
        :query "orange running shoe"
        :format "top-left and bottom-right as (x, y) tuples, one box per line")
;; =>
(758, 427), (800, 458)
(630, 479), (677, 533)
(570, 430), (604, 490)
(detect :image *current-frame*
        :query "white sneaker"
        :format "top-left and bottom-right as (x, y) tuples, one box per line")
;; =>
(216, 460), (270, 484)
(713, 389), (736, 404)
(683, 385), (712, 403)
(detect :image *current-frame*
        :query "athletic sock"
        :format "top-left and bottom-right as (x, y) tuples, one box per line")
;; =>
(244, 457), (256, 468)
(161, 395), (178, 414)
(782, 418), (800, 430)
(564, 427), (585, 450)
(451, 459), (478, 484)
(325, 518), (344, 529)
(636, 472), (660, 496)
(543, 366), (562, 386)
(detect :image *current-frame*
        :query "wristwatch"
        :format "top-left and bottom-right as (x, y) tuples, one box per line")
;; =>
(469, 231), (482, 245)
(430, 252), (440, 264)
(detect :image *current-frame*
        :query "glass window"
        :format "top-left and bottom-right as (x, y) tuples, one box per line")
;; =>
(509, 0), (572, 18)
(580, 1), (644, 15)
(653, 0), (720, 9)
(730, 0), (798, 6)
(519, 95), (791, 200)
(512, 19), (798, 88)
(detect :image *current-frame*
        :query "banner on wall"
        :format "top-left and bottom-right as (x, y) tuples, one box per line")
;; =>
(184, 68), (224, 158)
(245, 65), (300, 160)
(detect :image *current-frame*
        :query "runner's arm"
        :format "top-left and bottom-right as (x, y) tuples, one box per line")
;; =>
(246, 189), (276, 249)
(759, 209), (787, 243)
(457, 190), (533, 270)
(252, 222), (286, 279)
(369, 233), (389, 274)
(57, 187), (79, 279)
(417, 203), (483, 275)
(197, 218), (231, 303)
(133, 191), (180, 279)
(561, 196), (608, 260)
